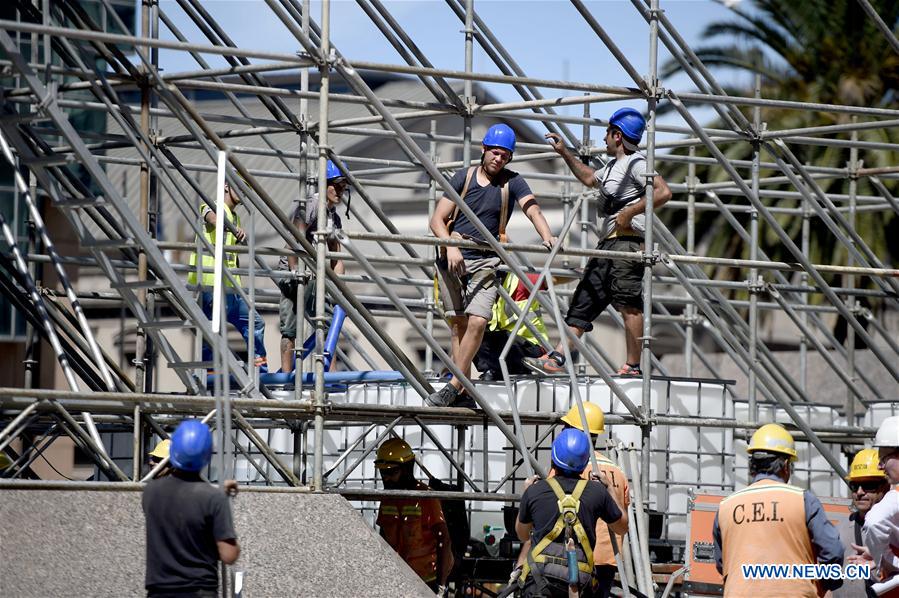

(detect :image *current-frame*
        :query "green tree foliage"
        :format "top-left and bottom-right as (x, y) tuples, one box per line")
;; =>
(660, 0), (898, 295)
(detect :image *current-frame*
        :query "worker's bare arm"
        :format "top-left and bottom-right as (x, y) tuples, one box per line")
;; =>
(217, 538), (240, 564)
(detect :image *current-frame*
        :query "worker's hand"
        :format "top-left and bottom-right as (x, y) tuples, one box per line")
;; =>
(544, 132), (565, 155)
(223, 479), (239, 497)
(849, 543), (873, 564)
(541, 236), (559, 251)
(446, 246), (466, 277)
(523, 474), (541, 489)
(436, 585), (448, 598)
(234, 227), (247, 243)
(508, 564), (523, 584)
(590, 469), (610, 487)
(615, 207), (637, 230)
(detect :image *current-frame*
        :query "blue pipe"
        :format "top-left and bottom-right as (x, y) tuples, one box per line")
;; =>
(322, 304), (346, 371)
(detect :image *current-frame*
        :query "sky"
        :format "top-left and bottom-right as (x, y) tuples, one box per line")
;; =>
(155, 0), (753, 145)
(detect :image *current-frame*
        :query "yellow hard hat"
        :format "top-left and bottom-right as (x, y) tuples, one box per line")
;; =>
(847, 448), (887, 481)
(747, 423), (797, 461)
(375, 438), (414, 469)
(148, 439), (171, 460)
(561, 402), (605, 435)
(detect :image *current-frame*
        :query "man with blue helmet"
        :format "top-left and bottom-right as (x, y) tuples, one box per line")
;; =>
(526, 108), (672, 378)
(429, 122), (557, 407)
(142, 419), (240, 596)
(277, 159), (349, 373)
(515, 429), (628, 597)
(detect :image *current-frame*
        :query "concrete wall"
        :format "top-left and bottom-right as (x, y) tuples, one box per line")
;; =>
(0, 488), (433, 597)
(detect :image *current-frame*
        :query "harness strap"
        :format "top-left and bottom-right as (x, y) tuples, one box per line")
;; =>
(499, 179), (510, 243)
(521, 478), (596, 583)
(447, 166), (477, 232)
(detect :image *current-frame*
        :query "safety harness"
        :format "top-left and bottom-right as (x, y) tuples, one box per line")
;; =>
(520, 478), (595, 595)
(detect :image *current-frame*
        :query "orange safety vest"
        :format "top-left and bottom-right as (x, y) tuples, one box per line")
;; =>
(579, 452), (629, 567)
(376, 482), (445, 583)
(718, 478), (820, 598)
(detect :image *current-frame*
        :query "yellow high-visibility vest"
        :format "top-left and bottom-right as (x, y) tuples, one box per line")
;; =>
(188, 204), (241, 288)
(489, 273), (548, 346)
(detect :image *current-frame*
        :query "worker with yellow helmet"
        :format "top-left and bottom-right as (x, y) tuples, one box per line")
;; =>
(374, 438), (453, 596)
(713, 423), (844, 597)
(833, 449), (888, 597)
(561, 402), (629, 598)
(510, 403), (629, 598)
(147, 439), (172, 478)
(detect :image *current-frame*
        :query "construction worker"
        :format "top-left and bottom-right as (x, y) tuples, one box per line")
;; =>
(862, 415), (899, 595)
(713, 423), (844, 597)
(560, 403), (630, 598)
(835, 448), (889, 597)
(142, 419), (240, 596)
(473, 270), (550, 381)
(188, 179), (268, 374)
(277, 160), (348, 373)
(147, 439), (172, 478)
(374, 437), (454, 594)
(428, 123), (557, 408)
(515, 428), (628, 597)
(525, 108), (672, 378)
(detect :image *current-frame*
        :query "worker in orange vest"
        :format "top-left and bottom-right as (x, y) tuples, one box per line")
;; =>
(863, 415), (899, 597)
(713, 423), (844, 597)
(561, 403), (629, 598)
(374, 438), (454, 596)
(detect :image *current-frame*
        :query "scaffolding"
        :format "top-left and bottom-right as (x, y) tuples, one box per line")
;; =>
(1, 0), (898, 592)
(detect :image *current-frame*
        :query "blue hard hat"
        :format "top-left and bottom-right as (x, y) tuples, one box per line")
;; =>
(325, 159), (345, 181)
(609, 108), (646, 143)
(551, 428), (591, 475)
(482, 123), (516, 153)
(169, 419), (213, 473)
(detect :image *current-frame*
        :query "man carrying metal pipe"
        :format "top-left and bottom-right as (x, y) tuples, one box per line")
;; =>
(188, 180), (268, 374)
(428, 123), (557, 407)
(525, 108), (671, 378)
(277, 159), (348, 373)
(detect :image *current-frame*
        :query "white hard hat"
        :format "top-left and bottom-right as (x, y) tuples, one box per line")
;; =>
(874, 415), (899, 448)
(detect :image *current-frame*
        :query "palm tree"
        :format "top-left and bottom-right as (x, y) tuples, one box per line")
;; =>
(660, 0), (899, 304)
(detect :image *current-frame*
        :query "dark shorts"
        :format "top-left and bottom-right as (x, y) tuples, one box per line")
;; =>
(277, 278), (317, 339)
(565, 237), (644, 332)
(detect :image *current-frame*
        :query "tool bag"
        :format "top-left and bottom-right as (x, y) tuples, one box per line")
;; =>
(520, 478), (596, 597)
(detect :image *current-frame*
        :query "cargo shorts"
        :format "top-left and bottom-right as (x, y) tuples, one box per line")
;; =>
(435, 254), (501, 321)
(564, 237), (644, 332)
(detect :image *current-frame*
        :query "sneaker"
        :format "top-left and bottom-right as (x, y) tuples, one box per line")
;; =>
(451, 394), (478, 409)
(616, 363), (642, 376)
(426, 383), (462, 407)
(523, 354), (565, 376)
(479, 370), (502, 382)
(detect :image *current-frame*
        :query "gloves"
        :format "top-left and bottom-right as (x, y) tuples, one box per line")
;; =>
(436, 585), (448, 598)
(509, 564), (523, 584)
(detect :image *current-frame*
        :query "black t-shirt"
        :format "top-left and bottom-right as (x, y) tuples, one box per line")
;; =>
(518, 475), (622, 548)
(447, 167), (532, 259)
(142, 471), (237, 592)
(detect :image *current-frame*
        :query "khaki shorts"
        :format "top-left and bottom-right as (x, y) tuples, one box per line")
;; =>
(435, 255), (500, 321)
